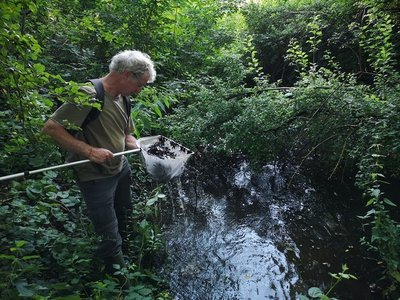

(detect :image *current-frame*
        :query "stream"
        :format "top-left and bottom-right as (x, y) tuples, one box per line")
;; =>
(160, 159), (379, 299)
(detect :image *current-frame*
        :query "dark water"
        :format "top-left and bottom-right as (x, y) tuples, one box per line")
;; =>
(160, 160), (380, 299)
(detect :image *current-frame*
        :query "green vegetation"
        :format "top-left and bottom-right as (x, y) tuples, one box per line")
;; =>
(298, 264), (358, 300)
(1, 0), (399, 298)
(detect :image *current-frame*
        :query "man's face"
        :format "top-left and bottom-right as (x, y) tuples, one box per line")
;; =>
(123, 72), (150, 96)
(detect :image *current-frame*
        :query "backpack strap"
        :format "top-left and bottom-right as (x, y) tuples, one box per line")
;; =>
(81, 79), (131, 129)
(80, 79), (104, 129)
(89, 78), (105, 101)
(123, 95), (132, 118)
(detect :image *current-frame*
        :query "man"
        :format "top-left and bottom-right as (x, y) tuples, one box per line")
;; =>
(42, 50), (156, 287)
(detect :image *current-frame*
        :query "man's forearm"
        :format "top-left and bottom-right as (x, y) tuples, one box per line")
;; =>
(42, 119), (93, 157)
(42, 119), (116, 163)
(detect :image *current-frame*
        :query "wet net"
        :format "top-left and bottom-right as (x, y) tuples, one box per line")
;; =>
(138, 135), (194, 182)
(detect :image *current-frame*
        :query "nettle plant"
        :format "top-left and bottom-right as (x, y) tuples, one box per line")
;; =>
(354, 5), (400, 296)
(357, 143), (400, 296)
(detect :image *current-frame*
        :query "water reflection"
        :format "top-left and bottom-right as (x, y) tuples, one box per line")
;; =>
(163, 204), (299, 299)
(161, 160), (369, 299)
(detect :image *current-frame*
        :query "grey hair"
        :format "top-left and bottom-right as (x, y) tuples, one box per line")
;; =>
(109, 50), (156, 83)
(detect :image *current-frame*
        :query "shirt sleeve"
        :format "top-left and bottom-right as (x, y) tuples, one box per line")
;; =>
(50, 102), (92, 130)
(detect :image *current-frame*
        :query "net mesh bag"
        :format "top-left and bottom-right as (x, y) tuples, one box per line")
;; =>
(137, 135), (194, 182)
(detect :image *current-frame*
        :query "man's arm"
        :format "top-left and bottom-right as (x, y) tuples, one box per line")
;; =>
(42, 119), (114, 163)
(125, 134), (140, 150)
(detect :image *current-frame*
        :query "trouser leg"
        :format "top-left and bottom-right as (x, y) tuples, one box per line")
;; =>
(114, 159), (132, 248)
(78, 159), (132, 258)
(78, 175), (122, 258)
(77, 161), (132, 289)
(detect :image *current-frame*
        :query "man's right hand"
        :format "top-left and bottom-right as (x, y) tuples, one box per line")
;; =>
(88, 147), (114, 163)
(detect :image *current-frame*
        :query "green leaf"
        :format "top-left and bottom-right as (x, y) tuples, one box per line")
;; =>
(366, 198), (375, 206)
(163, 97), (171, 108)
(371, 188), (380, 197)
(55, 87), (64, 94)
(389, 270), (400, 282)
(33, 63), (45, 73)
(308, 287), (324, 297)
(16, 280), (34, 297)
(139, 219), (149, 229)
(153, 105), (162, 117)
(371, 234), (379, 242)
(0, 254), (16, 260)
(28, 3), (38, 14)
(22, 255), (40, 260)
(15, 240), (26, 248)
(329, 272), (339, 279)
(383, 198), (397, 207)
(146, 196), (158, 206)
(339, 273), (350, 279)
(137, 286), (153, 296)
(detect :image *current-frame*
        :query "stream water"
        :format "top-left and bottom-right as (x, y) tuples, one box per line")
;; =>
(160, 159), (379, 299)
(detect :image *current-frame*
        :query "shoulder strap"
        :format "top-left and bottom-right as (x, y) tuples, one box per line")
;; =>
(80, 79), (105, 129)
(81, 79), (131, 129)
(122, 95), (132, 118)
(89, 78), (105, 101)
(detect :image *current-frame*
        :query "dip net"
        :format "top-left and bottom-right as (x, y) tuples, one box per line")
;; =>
(138, 135), (194, 182)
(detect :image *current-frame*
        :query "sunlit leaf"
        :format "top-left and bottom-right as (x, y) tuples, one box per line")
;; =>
(383, 198), (397, 207)
(308, 287), (324, 297)
(146, 197), (158, 206)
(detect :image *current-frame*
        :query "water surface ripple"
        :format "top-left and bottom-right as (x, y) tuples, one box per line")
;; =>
(161, 160), (367, 299)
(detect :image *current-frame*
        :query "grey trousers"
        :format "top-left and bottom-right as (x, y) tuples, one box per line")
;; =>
(77, 158), (132, 258)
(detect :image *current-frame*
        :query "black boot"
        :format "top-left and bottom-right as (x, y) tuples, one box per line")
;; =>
(103, 251), (131, 290)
